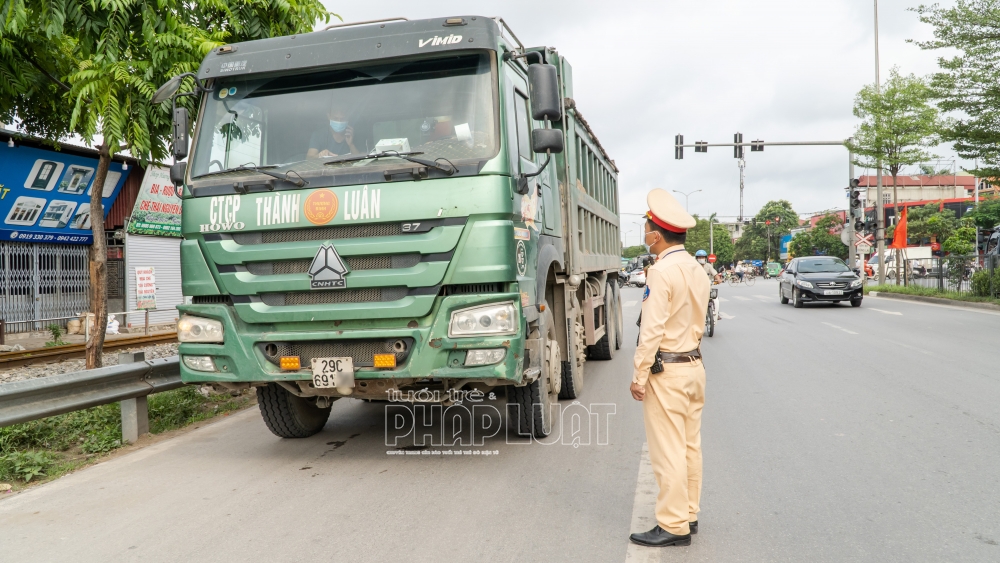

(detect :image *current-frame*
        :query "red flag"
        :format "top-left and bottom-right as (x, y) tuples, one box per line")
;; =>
(889, 207), (908, 249)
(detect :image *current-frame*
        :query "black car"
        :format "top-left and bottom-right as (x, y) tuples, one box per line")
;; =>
(779, 256), (863, 308)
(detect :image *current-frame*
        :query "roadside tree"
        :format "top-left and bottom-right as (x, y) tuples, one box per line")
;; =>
(788, 215), (848, 260)
(846, 67), (940, 281)
(912, 1), (1000, 180)
(685, 214), (735, 266)
(0, 0), (331, 367)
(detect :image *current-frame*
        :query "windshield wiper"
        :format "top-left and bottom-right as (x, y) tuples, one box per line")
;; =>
(195, 164), (308, 187)
(323, 151), (456, 176)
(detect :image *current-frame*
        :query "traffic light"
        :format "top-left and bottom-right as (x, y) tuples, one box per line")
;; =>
(751, 140), (764, 152)
(695, 141), (708, 153)
(675, 135), (684, 159)
(849, 178), (862, 213)
(734, 132), (744, 159)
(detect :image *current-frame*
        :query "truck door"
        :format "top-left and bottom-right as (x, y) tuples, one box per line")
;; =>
(506, 66), (554, 233)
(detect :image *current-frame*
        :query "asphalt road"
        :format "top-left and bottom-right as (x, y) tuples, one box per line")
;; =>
(2, 281), (999, 562)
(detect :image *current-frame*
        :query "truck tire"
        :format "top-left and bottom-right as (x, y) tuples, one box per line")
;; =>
(257, 383), (331, 439)
(614, 283), (623, 350)
(588, 284), (616, 361)
(560, 310), (587, 399)
(508, 304), (560, 437)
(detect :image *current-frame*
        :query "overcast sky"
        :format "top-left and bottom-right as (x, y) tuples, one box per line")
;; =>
(322, 0), (966, 245)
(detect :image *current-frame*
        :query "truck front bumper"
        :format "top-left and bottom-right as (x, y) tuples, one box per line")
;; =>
(177, 292), (526, 386)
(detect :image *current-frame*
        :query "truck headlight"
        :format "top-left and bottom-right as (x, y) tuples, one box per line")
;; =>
(796, 280), (814, 289)
(183, 355), (218, 372)
(177, 315), (224, 343)
(449, 302), (517, 337)
(465, 349), (507, 366)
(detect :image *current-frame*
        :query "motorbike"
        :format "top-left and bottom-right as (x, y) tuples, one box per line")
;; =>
(705, 287), (719, 337)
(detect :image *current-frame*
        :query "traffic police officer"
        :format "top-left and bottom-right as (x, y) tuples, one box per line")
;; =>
(629, 189), (710, 548)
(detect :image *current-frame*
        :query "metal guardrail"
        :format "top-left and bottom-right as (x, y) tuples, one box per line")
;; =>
(0, 354), (183, 443)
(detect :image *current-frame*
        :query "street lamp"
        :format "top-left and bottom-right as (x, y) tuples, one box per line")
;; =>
(672, 189), (702, 212)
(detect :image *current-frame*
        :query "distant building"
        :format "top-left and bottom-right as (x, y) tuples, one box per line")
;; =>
(858, 174), (976, 205)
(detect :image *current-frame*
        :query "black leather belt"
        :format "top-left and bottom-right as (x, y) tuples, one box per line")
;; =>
(658, 350), (702, 363)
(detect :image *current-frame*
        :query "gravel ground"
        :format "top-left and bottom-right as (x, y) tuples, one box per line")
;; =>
(0, 343), (179, 384)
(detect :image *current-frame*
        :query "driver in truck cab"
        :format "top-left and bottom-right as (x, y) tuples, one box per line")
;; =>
(307, 100), (360, 159)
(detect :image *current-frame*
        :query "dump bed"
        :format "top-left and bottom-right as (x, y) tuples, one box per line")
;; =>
(553, 56), (621, 275)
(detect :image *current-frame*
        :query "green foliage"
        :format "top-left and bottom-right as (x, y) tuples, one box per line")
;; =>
(912, 1), (1000, 179)
(622, 245), (646, 259)
(0, 0), (334, 162)
(685, 214), (734, 265)
(919, 164), (953, 175)
(865, 283), (1000, 305)
(968, 195), (1000, 230)
(0, 386), (253, 485)
(44, 323), (67, 347)
(893, 203), (959, 244)
(971, 267), (1000, 297)
(0, 451), (58, 482)
(733, 200), (800, 261)
(846, 68), (939, 199)
(788, 214), (848, 259)
(942, 222), (977, 255)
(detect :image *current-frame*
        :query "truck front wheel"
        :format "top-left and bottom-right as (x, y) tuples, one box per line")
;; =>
(257, 383), (332, 438)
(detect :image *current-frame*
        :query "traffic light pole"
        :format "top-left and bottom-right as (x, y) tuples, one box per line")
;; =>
(847, 149), (857, 275)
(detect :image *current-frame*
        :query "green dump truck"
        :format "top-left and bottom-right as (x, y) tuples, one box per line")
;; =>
(158, 16), (623, 439)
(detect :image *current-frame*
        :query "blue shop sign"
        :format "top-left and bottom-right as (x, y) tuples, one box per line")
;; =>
(0, 143), (129, 245)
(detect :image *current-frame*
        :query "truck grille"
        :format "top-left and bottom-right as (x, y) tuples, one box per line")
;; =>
(232, 223), (402, 245)
(246, 254), (420, 276)
(260, 287), (408, 306)
(260, 338), (414, 368)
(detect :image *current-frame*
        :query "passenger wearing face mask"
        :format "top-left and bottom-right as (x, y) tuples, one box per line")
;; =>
(307, 102), (360, 159)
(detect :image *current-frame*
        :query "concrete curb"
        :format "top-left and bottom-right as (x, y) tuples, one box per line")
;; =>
(868, 291), (1000, 312)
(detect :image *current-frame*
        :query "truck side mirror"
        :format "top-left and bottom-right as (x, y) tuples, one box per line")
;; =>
(169, 161), (187, 187)
(172, 107), (190, 160)
(528, 64), (561, 121)
(531, 129), (563, 154)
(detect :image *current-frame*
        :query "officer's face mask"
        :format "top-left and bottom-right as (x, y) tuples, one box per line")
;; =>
(697, 258), (706, 265)
(643, 230), (657, 253)
(329, 120), (348, 133)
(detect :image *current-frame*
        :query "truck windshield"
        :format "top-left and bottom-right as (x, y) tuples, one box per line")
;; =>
(190, 53), (497, 182)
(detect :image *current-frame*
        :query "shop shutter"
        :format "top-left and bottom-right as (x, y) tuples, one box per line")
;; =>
(125, 234), (182, 328)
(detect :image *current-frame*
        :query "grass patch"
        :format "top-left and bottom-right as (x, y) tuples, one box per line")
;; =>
(0, 386), (254, 489)
(864, 284), (1000, 306)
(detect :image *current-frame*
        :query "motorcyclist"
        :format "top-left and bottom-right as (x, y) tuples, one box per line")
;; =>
(695, 250), (721, 322)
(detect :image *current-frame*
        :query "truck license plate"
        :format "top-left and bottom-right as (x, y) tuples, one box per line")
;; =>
(311, 357), (354, 389)
(823, 289), (843, 295)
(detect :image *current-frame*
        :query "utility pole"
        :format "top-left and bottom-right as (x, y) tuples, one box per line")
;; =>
(738, 158), (746, 224)
(874, 0), (886, 284)
(847, 142), (857, 275)
(710, 216), (714, 256)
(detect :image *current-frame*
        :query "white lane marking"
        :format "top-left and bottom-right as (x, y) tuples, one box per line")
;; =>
(867, 295), (1000, 317)
(734, 296), (752, 301)
(753, 294), (771, 301)
(719, 312), (735, 319)
(624, 300), (638, 307)
(822, 321), (858, 335)
(718, 297), (729, 302)
(869, 308), (902, 315)
(625, 442), (660, 562)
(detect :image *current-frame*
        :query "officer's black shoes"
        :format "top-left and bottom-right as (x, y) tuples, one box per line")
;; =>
(690, 520), (698, 534)
(628, 525), (692, 547)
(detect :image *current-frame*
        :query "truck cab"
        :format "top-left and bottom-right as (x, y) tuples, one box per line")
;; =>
(163, 16), (623, 440)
